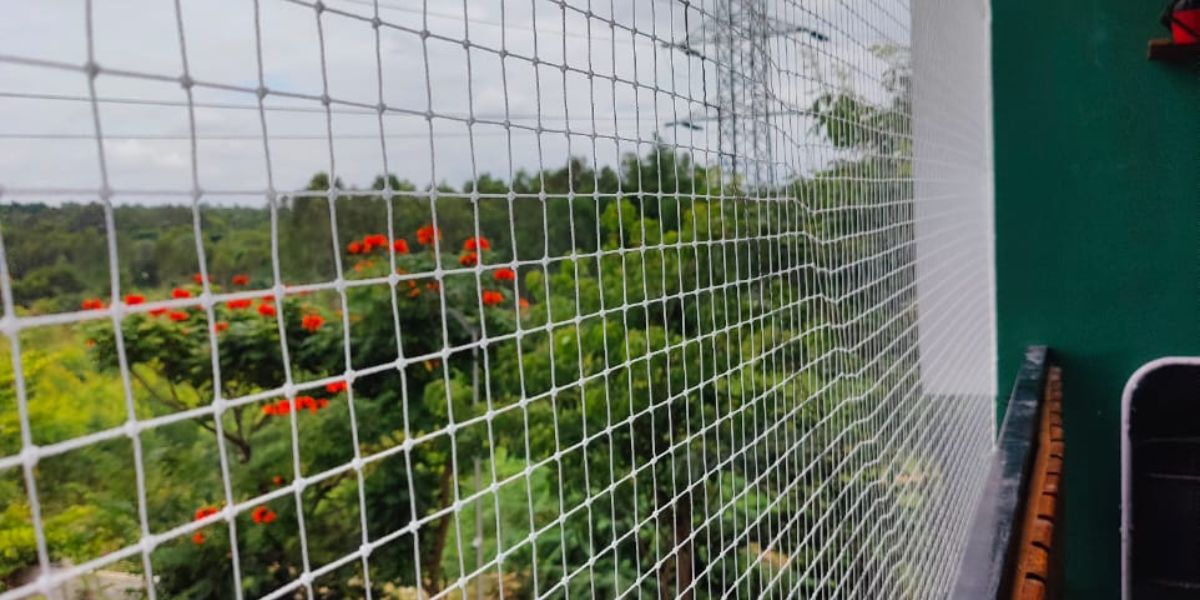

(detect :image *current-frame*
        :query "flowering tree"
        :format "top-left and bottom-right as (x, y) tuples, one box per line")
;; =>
(69, 171), (846, 599)
(0, 94), (915, 594)
(83, 224), (518, 597)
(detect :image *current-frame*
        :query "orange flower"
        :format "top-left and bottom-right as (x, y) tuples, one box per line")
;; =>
(149, 308), (167, 317)
(124, 294), (145, 305)
(194, 506), (219, 521)
(317, 398), (329, 409)
(416, 224), (440, 245)
(494, 268), (516, 282)
(190, 505), (220, 545)
(296, 396), (318, 413)
(172, 288), (192, 299)
(214, 321), (229, 333)
(459, 252), (478, 267)
(463, 236), (491, 252)
(258, 303), (276, 317)
(168, 311), (189, 322)
(347, 241), (363, 254)
(393, 239), (410, 254)
(364, 234), (388, 251)
(519, 297), (530, 311)
(353, 259), (374, 273)
(407, 287), (421, 298)
(226, 298), (252, 310)
(272, 475), (284, 487)
(301, 313), (324, 332)
(325, 381), (348, 394)
(251, 506), (276, 525)
(425, 280), (440, 294)
(231, 274), (250, 286)
(80, 298), (104, 310)
(193, 505), (220, 540)
(481, 290), (504, 306)
(192, 273), (209, 285)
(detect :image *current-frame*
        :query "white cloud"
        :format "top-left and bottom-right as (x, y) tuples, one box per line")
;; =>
(107, 139), (189, 168)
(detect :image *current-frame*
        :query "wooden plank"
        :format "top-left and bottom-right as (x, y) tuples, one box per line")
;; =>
(1010, 366), (1066, 599)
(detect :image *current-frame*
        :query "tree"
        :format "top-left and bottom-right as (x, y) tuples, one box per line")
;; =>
(0, 49), (918, 591)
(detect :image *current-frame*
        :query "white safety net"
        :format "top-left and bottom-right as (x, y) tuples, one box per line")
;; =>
(0, 0), (995, 598)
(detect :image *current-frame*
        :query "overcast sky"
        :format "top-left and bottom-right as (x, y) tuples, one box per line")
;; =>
(0, 0), (905, 205)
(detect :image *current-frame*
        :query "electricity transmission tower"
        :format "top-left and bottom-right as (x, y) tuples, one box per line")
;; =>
(664, 0), (827, 187)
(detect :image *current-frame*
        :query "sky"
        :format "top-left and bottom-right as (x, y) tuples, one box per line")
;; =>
(0, 0), (906, 206)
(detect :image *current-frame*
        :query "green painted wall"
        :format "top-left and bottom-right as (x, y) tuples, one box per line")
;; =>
(993, 1), (1200, 597)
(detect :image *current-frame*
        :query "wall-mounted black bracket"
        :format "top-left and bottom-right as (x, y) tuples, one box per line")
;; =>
(1148, 38), (1200, 62)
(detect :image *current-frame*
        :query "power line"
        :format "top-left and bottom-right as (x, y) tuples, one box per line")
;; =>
(0, 131), (660, 141)
(0, 132), (507, 140)
(0, 91), (674, 123)
(329, 0), (656, 45)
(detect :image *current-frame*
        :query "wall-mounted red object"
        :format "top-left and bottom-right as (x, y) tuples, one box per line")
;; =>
(1173, 10), (1200, 44)
(1149, 0), (1200, 61)
(1165, 0), (1200, 45)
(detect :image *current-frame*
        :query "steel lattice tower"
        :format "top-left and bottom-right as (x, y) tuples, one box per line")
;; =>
(668, 0), (827, 187)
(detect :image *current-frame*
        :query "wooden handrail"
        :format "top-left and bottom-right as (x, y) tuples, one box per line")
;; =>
(1011, 366), (1065, 599)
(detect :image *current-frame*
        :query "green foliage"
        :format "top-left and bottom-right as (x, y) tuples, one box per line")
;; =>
(0, 53), (922, 597)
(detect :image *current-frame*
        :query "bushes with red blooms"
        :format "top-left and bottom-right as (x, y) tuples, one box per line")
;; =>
(88, 225), (522, 460)
(347, 233), (413, 258)
(83, 226), (525, 598)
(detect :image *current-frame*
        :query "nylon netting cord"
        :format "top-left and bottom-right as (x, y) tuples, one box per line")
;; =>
(0, 0), (994, 598)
